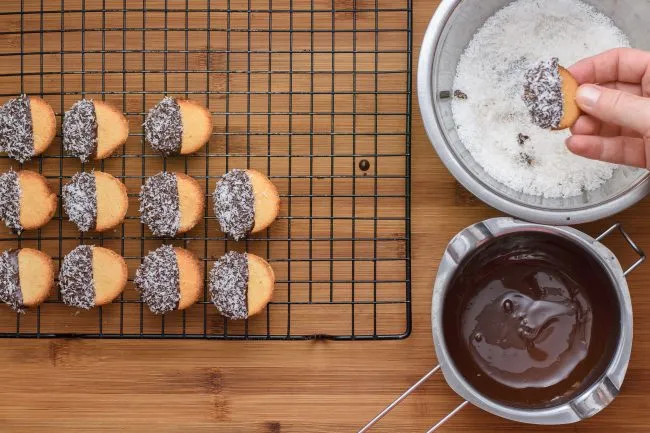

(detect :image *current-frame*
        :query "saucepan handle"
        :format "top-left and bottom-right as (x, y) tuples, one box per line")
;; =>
(596, 223), (646, 276)
(358, 365), (469, 432)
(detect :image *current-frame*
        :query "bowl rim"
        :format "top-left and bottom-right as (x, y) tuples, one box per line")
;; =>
(417, 0), (650, 225)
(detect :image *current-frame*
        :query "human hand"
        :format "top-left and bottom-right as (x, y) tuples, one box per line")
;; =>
(565, 48), (650, 168)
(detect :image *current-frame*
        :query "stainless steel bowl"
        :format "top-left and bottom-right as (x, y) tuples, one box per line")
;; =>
(432, 218), (641, 425)
(418, 0), (650, 225)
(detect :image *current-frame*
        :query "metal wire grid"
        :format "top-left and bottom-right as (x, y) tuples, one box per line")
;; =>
(0, 0), (411, 339)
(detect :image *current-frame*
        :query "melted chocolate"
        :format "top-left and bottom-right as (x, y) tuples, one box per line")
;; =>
(59, 245), (95, 309)
(209, 251), (249, 320)
(63, 99), (98, 162)
(442, 232), (620, 408)
(144, 97), (182, 156)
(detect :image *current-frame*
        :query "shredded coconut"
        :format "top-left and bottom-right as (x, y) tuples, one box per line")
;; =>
(451, 0), (631, 198)
(59, 245), (95, 310)
(213, 169), (255, 240)
(134, 244), (180, 315)
(0, 250), (23, 313)
(139, 172), (180, 237)
(209, 251), (249, 320)
(144, 97), (182, 156)
(523, 58), (564, 129)
(0, 171), (22, 234)
(0, 95), (34, 163)
(63, 172), (97, 232)
(63, 99), (98, 162)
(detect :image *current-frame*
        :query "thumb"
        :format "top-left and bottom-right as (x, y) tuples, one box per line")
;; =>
(576, 84), (650, 137)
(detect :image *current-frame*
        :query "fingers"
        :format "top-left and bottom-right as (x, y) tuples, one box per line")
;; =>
(568, 48), (650, 85)
(566, 135), (648, 168)
(571, 115), (642, 138)
(576, 84), (650, 136)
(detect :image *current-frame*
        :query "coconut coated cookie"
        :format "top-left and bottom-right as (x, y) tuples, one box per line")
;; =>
(0, 248), (54, 312)
(0, 170), (57, 234)
(134, 244), (202, 314)
(63, 99), (129, 162)
(213, 169), (280, 240)
(63, 171), (128, 232)
(523, 57), (581, 130)
(209, 251), (275, 320)
(144, 97), (212, 156)
(59, 245), (128, 309)
(139, 171), (204, 237)
(0, 95), (56, 163)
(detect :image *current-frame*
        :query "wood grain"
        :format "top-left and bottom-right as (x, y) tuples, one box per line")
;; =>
(0, 1), (649, 432)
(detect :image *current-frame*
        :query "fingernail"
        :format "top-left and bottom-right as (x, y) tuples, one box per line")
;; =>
(576, 85), (602, 109)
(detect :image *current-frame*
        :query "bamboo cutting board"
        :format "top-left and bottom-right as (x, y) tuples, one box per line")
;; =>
(0, 1), (649, 432)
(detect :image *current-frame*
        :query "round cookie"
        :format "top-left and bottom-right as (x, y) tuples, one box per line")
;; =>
(212, 169), (280, 240)
(63, 99), (129, 162)
(0, 248), (54, 312)
(209, 251), (275, 320)
(523, 57), (581, 130)
(139, 171), (204, 237)
(59, 245), (128, 309)
(134, 245), (202, 314)
(63, 171), (128, 232)
(144, 97), (212, 156)
(0, 95), (56, 163)
(0, 170), (57, 234)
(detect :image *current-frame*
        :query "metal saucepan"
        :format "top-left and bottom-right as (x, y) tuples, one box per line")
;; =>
(360, 218), (645, 431)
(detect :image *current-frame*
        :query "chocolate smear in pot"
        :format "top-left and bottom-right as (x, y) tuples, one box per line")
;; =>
(0, 94), (34, 163)
(144, 97), (183, 156)
(63, 171), (97, 232)
(0, 171), (22, 234)
(523, 58), (564, 129)
(134, 244), (180, 315)
(59, 245), (95, 310)
(63, 99), (98, 163)
(209, 251), (249, 320)
(213, 169), (255, 241)
(0, 250), (23, 313)
(139, 172), (180, 237)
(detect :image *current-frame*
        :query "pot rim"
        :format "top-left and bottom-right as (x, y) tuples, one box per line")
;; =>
(417, 0), (650, 226)
(431, 217), (633, 425)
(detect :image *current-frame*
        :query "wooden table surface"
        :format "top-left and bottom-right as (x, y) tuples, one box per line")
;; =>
(2, 1), (650, 432)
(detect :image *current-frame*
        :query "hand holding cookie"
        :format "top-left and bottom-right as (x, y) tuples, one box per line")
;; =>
(565, 48), (650, 168)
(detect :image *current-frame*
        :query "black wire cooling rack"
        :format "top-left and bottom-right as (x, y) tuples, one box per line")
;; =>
(0, 0), (412, 340)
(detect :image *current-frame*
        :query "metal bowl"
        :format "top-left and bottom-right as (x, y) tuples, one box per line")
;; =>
(418, 0), (650, 225)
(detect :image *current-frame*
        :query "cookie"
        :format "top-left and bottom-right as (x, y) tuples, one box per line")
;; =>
(59, 245), (128, 309)
(523, 57), (581, 130)
(63, 171), (128, 232)
(0, 95), (56, 163)
(134, 245), (202, 314)
(63, 99), (129, 162)
(0, 248), (54, 312)
(212, 169), (280, 240)
(0, 170), (57, 234)
(144, 97), (212, 156)
(139, 171), (204, 237)
(209, 251), (275, 320)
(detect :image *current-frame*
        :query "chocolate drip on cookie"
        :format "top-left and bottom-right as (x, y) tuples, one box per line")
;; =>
(0, 250), (23, 313)
(139, 172), (180, 237)
(63, 172), (97, 232)
(523, 58), (563, 129)
(59, 245), (95, 310)
(0, 95), (34, 163)
(213, 169), (255, 241)
(134, 244), (180, 314)
(0, 171), (22, 234)
(63, 100), (98, 162)
(144, 97), (183, 156)
(209, 251), (249, 320)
